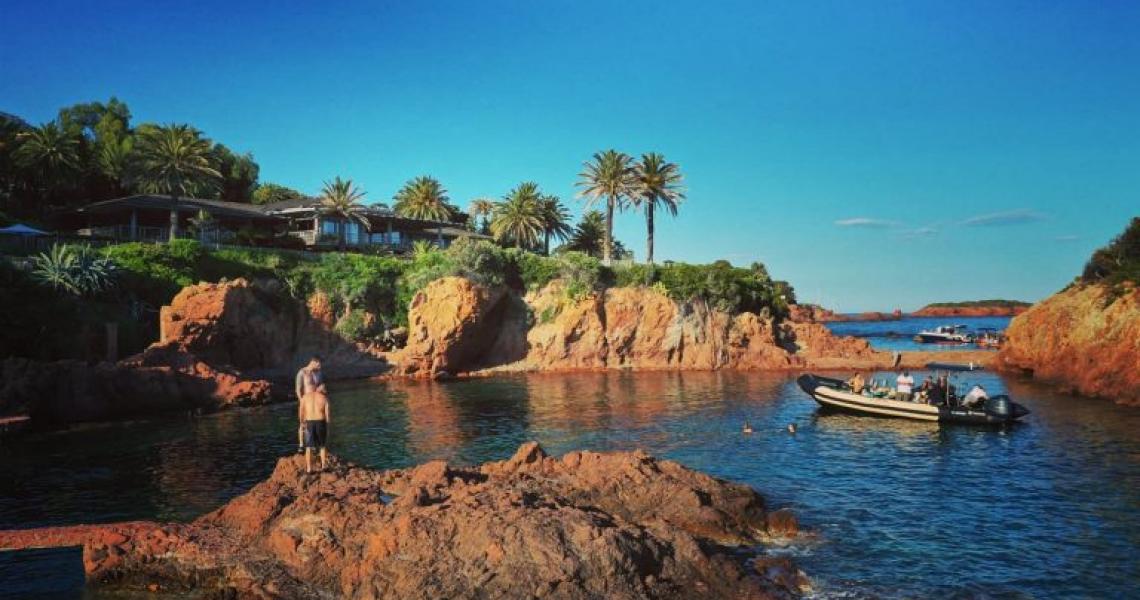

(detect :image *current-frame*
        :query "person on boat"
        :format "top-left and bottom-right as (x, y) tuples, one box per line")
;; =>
(300, 383), (331, 473)
(847, 372), (866, 395)
(962, 384), (989, 409)
(895, 370), (915, 402)
(918, 375), (937, 404)
(295, 355), (324, 451)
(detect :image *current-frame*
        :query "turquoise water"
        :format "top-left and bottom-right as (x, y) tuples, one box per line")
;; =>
(825, 316), (1012, 352)
(2, 371), (1139, 599)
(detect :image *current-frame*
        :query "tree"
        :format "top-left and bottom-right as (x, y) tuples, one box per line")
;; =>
(394, 175), (453, 245)
(130, 124), (222, 241)
(630, 152), (684, 264)
(467, 197), (495, 234)
(576, 149), (634, 266)
(212, 143), (259, 203)
(13, 122), (81, 205)
(252, 182), (307, 205)
(539, 195), (573, 255)
(490, 182), (544, 249)
(318, 177), (369, 250)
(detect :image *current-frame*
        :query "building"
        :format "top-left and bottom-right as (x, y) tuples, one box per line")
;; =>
(259, 197), (488, 249)
(60, 194), (488, 250)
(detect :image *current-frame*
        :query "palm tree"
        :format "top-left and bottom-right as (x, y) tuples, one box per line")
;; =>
(14, 122), (81, 202)
(467, 197), (495, 234)
(561, 210), (606, 257)
(318, 176), (369, 250)
(539, 195), (573, 255)
(576, 149), (634, 266)
(491, 182), (544, 249)
(131, 124), (222, 241)
(630, 153), (685, 264)
(394, 176), (453, 246)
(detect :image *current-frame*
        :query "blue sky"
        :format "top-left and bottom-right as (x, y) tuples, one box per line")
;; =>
(4, 0), (1138, 310)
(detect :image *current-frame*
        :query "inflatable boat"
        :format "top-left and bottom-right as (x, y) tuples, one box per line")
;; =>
(797, 374), (1029, 425)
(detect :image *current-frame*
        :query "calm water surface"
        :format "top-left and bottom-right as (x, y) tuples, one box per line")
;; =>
(2, 370), (1139, 599)
(825, 316), (1013, 352)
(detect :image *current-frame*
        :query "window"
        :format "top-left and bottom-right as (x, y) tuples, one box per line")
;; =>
(346, 222), (361, 245)
(321, 220), (338, 235)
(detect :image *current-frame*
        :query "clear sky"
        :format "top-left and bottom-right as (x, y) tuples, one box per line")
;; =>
(4, 1), (1138, 311)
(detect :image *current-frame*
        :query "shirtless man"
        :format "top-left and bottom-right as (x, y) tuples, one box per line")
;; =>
(295, 356), (323, 451)
(299, 383), (330, 473)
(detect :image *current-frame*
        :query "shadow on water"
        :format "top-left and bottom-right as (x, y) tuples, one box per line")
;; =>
(1, 369), (1139, 598)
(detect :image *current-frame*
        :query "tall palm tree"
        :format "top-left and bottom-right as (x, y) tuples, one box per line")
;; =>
(630, 153), (685, 264)
(319, 176), (369, 250)
(14, 122), (81, 202)
(576, 149), (634, 266)
(467, 197), (495, 234)
(131, 124), (222, 241)
(394, 176), (453, 246)
(539, 195), (573, 256)
(491, 182), (544, 249)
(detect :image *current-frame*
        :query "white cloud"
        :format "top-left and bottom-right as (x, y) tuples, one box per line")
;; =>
(834, 217), (898, 228)
(960, 209), (1047, 227)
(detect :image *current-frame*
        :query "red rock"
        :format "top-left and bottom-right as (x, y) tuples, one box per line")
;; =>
(997, 284), (1140, 405)
(912, 304), (1029, 317)
(0, 444), (797, 599)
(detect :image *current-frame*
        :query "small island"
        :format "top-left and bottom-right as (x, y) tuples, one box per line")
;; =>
(911, 300), (1031, 318)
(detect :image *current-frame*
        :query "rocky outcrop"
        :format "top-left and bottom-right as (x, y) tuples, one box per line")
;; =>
(159, 279), (387, 380)
(0, 278), (390, 424)
(912, 303), (1029, 317)
(393, 277), (525, 376)
(998, 284), (1140, 405)
(0, 443), (808, 599)
(525, 282), (797, 371)
(392, 278), (890, 376)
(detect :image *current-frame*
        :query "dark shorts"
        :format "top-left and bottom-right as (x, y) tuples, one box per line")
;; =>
(303, 420), (327, 449)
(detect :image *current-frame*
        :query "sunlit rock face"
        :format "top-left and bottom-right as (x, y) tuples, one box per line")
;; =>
(392, 277), (885, 377)
(998, 284), (1140, 406)
(0, 443), (807, 599)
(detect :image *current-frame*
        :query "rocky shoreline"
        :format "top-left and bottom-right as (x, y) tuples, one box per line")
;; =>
(997, 283), (1140, 406)
(0, 276), (1000, 426)
(0, 443), (810, 599)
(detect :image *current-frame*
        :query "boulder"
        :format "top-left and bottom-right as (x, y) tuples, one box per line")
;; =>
(0, 443), (801, 599)
(997, 284), (1140, 405)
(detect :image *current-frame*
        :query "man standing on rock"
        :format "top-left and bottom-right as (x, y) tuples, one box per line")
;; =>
(295, 355), (324, 451)
(300, 383), (331, 473)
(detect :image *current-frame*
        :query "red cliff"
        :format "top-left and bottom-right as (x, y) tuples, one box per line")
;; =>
(0, 443), (808, 599)
(392, 277), (895, 377)
(912, 304), (1029, 318)
(997, 284), (1140, 406)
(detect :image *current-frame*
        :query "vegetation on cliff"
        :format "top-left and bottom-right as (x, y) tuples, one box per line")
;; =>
(3, 237), (795, 362)
(917, 299), (1030, 310)
(1081, 216), (1140, 290)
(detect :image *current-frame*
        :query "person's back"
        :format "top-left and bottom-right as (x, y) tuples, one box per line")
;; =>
(896, 371), (915, 401)
(849, 373), (865, 394)
(300, 385), (331, 473)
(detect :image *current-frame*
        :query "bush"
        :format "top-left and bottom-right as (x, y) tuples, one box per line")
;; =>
(1082, 217), (1140, 286)
(508, 249), (560, 291)
(556, 252), (603, 301)
(31, 243), (118, 296)
(334, 308), (377, 342)
(448, 238), (512, 288)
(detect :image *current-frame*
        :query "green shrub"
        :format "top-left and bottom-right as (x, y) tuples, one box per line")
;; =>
(508, 249), (560, 291)
(448, 238), (511, 288)
(334, 308), (376, 342)
(1082, 217), (1140, 287)
(31, 243), (118, 296)
(556, 252), (603, 301)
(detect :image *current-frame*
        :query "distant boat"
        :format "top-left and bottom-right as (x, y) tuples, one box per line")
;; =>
(797, 374), (1029, 425)
(914, 324), (973, 344)
(975, 328), (1005, 349)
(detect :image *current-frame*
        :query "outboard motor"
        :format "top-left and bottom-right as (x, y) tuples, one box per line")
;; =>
(984, 395), (1012, 418)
